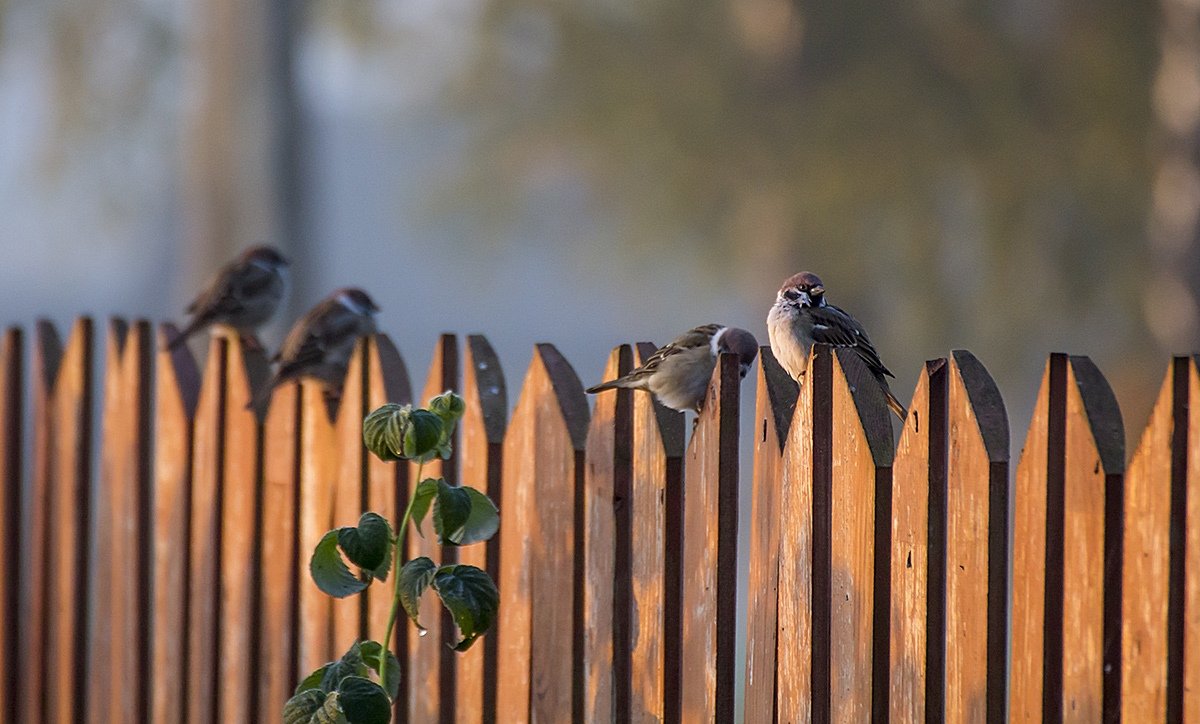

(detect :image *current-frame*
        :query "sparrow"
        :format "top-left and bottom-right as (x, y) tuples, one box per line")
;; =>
(767, 271), (907, 420)
(586, 324), (759, 413)
(170, 245), (289, 350)
(251, 287), (380, 410)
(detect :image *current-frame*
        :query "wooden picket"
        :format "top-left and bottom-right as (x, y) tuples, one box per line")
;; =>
(6, 317), (1200, 723)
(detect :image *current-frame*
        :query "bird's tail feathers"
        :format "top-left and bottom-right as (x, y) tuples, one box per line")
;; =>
(886, 388), (908, 421)
(248, 374), (282, 412)
(586, 377), (641, 394)
(167, 319), (204, 350)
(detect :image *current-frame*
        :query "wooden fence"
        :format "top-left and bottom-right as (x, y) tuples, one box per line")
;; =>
(0, 318), (1196, 723)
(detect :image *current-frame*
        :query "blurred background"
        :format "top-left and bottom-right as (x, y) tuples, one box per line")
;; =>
(1, 0), (1195, 714)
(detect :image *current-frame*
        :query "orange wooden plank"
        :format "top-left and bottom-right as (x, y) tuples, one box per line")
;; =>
(495, 344), (589, 723)
(1185, 356), (1200, 724)
(946, 350), (1010, 723)
(332, 341), (368, 655)
(889, 361), (939, 723)
(298, 378), (338, 674)
(1123, 364), (1175, 720)
(455, 334), (505, 724)
(91, 319), (153, 724)
(630, 341), (685, 724)
(219, 338), (270, 723)
(680, 353), (742, 722)
(257, 377), (300, 722)
(363, 334), (411, 724)
(744, 347), (796, 723)
(45, 318), (93, 724)
(582, 345), (630, 724)
(151, 324), (200, 723)
(776, 344), (816, 723)
(0, 328), (21, 724)
(1010, 360), (1052, 721)
(406, 334), (460, 724)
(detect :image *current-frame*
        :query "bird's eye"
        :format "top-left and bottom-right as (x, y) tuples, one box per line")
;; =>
(783, 290), (800, 301)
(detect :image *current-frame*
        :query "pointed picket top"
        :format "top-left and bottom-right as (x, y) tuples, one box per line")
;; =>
(744, 346), (796, 723)
(456, 334), (506, 724)
(496, 343), (590, 722)
(151, 324), (200, 724)
(888, 358), (944, 722)
(833, 345), (896, 466)
(0, 327), (21, 724)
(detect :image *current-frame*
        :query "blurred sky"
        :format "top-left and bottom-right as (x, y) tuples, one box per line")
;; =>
(0, 0), (1196, 712)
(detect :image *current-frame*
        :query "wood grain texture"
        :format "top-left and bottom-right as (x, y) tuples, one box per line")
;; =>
(152, 325), (200, 723)
(947, 351), (1010, 723)
(583, 345), (631, 723)
(298, 377), (338, 675)
(680, 353), (740, 723)
(407, 334), (460, 724)
(1011, 360), (1051, 722)
(91, 320), (153, 724)
(1122, 365), (1174, 720)
(455, 334), (505, 724)
(631, 341), (685, 724)
(219, 338), (270, 723)
(495, 344), (589, 723)
(1185, 357), (1200, 724)
(0, 328), (21, 724)
(744, 347), (796, 723)
(258, 378), (300, 722)
(332, 342), (369, 657)
(889, 361), (939, 723)
(46, 318), (93, 723)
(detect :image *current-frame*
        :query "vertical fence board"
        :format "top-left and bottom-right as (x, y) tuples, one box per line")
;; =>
(407, 334), (460, 724)
(1011, 361), (1052, 721)
(680, 353), (741, 722)
(583, 345), (630, 723)
(92, 320), (153, 724)
(219, 340), (270, 723)
(744, 348), (796, 723)
(46, 318), (93, 723)
(455, 334), (505, 724)
(364, 335), (412, 724)
(258, 379), (300, 722)
(332, 344), (368, 654)
(1186, 357), (1200, 723)
(152, 326), (200, 723)
(947, 350), (1010, 723)
(889, 361), (940, 722)
(631, 341), (686, 724)
(0, 328), (21, 724)
(298, 379), (338, 674)
(496, 344), (589, 723)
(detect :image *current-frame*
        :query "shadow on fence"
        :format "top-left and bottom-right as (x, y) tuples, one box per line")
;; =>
(0, 318), (1197, 723)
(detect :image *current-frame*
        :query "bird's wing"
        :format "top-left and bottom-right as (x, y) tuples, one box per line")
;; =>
(631, 323), (722, 378)
(805, 305), (894, 378)
(185, 259), (277, 320)
(275, 301), (365, 375)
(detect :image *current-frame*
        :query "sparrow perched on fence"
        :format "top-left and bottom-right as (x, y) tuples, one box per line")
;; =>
(170, 246), (289, 350)
(250, 287), (380, 410)
(767, 271), (907, 420)
(586, 324), (759, 413)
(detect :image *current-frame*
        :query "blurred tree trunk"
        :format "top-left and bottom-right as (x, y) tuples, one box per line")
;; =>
(180, 0), (312, 314)
(1147, 0), (1200, 351)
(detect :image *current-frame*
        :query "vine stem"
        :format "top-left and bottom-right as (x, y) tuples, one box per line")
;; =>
(379, 459), (424, 686)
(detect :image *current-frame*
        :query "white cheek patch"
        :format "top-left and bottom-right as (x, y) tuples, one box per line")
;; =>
(710, 326), (727, 357)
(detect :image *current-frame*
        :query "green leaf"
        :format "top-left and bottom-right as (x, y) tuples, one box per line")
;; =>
(404, 409), (444, 462)
(311, 530), (368, 598)
(432, 481), (471, 545)
(284, 690), (326, 724)
(456, 487), (499, 545)
(337, 676), (392, 724)
(409, 478), (439, 538)
(358, 640), (402, 700)
(337, 513), (392, 580)
(432, 564), (499, 651)
(398, 557), (437, 630)
(314, 692), (349, 723)
(428, 391), (466, 424)
(363, 403), (409, 462)
(320, 642), (368, 692)
(294, 663), (331, 694)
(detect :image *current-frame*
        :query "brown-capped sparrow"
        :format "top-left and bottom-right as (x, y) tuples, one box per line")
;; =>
(170, 245), (289, 350)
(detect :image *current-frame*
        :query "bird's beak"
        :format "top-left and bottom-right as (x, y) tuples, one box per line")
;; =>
(796, 291), (811, 307)
(810, 285), (823, 296)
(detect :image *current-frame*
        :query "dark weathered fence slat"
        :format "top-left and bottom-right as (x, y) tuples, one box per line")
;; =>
(1185, 356), (1200, 724)
(455, 334), (506, 724)
(496, 344), (589, 723)
(0, 327), (20, 724)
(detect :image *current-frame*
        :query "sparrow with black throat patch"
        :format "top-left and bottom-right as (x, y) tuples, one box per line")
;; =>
(250, 287), (380, 410)
(170, 245), (289, 351)
(586, 324), (759, 413)
(767, 271), (907, 419)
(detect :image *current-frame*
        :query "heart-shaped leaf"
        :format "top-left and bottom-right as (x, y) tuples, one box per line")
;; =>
(358, 640), (402, 700)
(363, 403), (410, 462)
(408, 478), (439, 539)
(337, 676), (392, 724)
(398, 557), (437, 629)
(319, 642), (369, 693)
(432, 482), (471, 546)
(404, 409), (444, 462)
(432, 564), (499, 651)
(337, 512), (392, 580)
(283, 690), (327, 724)
(310, 530), (368, 598)
(294, 663), (332, 695)
(428, 391), (466, 425)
